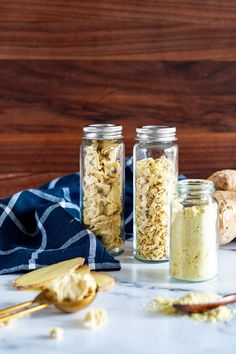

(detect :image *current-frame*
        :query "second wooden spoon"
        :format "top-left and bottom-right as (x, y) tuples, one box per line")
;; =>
(174, 293), (236, 314)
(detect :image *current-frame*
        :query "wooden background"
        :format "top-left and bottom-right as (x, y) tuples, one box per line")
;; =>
(0, 0), (236, 197)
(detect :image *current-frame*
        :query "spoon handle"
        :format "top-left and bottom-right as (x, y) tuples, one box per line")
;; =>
(0, 303), (49, 324)
(0, 301), (33, 316)
(221, 293), (236, 305)
(174, 293), (236, 314)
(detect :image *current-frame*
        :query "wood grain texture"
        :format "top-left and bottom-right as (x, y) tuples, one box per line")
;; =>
(0, 131), (236, 198)
(0, 61), (235, 132)
(0, 1), (236, 60)
(0, 1), (235, 197)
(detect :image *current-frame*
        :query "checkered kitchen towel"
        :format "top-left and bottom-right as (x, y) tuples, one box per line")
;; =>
(0, 158), (133, 275)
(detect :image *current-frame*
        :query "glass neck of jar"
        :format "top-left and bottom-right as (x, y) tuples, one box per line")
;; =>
(176, 179), (215, 201)
(83, 137), (122, 143)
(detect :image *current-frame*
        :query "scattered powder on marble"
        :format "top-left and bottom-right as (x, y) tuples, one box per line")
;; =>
(148, 292), (236, 323)
(84, 308), (108, 329)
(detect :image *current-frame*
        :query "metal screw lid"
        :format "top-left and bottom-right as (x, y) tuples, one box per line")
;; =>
(136, 125), (177, 142)
(83, 124), (123, 139)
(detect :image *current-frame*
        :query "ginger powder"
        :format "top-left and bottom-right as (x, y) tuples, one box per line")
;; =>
(170, 179), (218, 282)
(148, 292), (236, 323)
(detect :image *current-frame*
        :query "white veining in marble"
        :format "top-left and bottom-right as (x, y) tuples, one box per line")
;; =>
(0, 240), (236, 354)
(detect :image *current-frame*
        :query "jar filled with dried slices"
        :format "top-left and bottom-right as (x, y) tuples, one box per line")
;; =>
(80, 124), (125, 256)
(133, 126), (178, 262)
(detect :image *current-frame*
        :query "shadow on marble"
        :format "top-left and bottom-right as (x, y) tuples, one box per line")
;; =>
(63, 318), (87, 329)
(115, 267), (169, 284)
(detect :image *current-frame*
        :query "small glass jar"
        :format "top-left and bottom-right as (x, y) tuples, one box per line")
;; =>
(80, 124), (125, 256)
(170, 179), (218, 282)
(133, 125), (178, 262)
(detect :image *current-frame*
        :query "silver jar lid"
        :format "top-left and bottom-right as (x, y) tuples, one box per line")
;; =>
(136, 125), (177, 142)
(83, 124), (123, 139)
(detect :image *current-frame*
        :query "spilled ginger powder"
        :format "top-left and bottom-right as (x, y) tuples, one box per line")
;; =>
(148, 292), (236, 323)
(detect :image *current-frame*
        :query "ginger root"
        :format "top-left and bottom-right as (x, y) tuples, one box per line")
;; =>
(208, 170), (236, 245)
(213, 191), (236, 245)
(209, 170), (236, 192)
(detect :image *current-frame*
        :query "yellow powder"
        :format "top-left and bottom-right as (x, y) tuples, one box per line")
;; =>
(170, 202), (218, 281)
(47, 269), (97, 303)
(148, 292), (236, 323)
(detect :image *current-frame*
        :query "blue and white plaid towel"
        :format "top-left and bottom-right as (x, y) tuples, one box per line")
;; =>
(0, 158), (133, 275)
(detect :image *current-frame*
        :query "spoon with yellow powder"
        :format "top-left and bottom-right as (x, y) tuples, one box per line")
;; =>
(174, 293), (236, 314)
(0, 267), (97, 324)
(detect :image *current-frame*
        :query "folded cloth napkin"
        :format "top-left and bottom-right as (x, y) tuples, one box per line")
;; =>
(0, 158), (134, 275)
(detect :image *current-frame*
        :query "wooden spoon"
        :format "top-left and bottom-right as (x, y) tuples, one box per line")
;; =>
(174, 293), (236, 314)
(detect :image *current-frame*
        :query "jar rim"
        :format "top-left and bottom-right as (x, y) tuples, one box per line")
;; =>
(177, 179), (215, 195)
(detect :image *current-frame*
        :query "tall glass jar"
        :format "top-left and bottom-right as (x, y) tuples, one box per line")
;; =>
(170, 179), (218, 282)
(80, 124), (125, 256)
(133, 125), (178, 262)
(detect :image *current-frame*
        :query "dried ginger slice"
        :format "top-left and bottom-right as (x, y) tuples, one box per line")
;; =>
(91, 272), (115, 291)
(13, 257), (85, 290)
(13, 259), (115, 293)
(83, 139), (123, 252)
(135, 156), (175, 260)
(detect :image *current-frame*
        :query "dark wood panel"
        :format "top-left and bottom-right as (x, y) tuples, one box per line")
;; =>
(1, 1), (236, 60)
(0, 172), (66, 198)
(0, 132), (235, 183)
(0, 61), (236, 133)
(0, 1), (235, 198)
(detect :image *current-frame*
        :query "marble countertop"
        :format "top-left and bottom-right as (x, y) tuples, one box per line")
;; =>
(0, 240), (236, 354)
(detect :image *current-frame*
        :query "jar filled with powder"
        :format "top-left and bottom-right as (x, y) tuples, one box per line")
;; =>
(170, 179), (218, 282)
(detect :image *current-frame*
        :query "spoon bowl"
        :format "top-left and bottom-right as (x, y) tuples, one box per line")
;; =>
(35, 288), (97, 313)
(55, 291), (97, 313)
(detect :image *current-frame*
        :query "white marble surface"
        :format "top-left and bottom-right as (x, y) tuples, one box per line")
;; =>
(1, 240), (236, 354)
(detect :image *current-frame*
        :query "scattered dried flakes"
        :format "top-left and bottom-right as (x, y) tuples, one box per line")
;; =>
(84, 308), (108, 329)
(83, 140), (124, 253)
(0, 320), (9, 327)
(135, 156), (175, 261)
(49, 327), (64, 339)
(148, 292), (236, 323)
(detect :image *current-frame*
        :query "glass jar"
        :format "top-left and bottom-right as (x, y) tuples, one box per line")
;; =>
(133, 125), (178, 262)
(80, 124), (125, 256)
(170, 179), (218, 282)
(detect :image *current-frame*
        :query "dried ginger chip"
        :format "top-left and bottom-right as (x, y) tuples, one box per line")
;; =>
(49, 327), (64, 339)
(84, 308), (108, 329)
